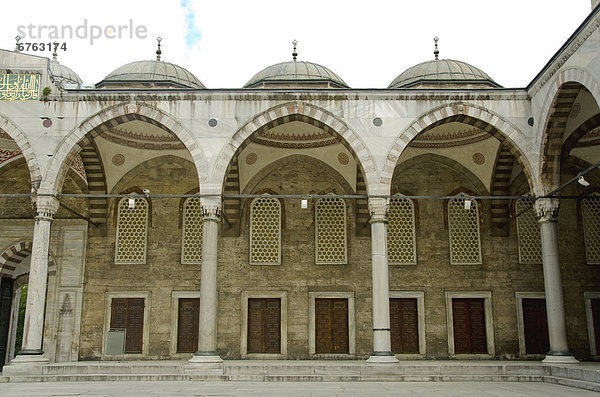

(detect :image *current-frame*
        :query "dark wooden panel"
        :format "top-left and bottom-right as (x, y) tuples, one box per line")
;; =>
(331, 299), (349, 353)
(315, 299), (332, 354)
(591, 299), (600, 354)
(315, 298), (348, 354)
(264, 299), (281, 353)
(247, 298), (281, 354)
(390, 298), (419, 354)
(110, 298), (127, 329)
(110, 298), (144, 354)
(177, 298), (199, 353)
(469, 299), (487, 354)
(0, 278), (14, 369)
(522, 298), (549, 355)
(452, 298), (487, 354)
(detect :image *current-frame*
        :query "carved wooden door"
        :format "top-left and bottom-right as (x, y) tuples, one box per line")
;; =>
(591, 298), (600, 354)
(522, 298), (549, 354)
(452, 298), (487, 354)
(390, 298), (419, 354)
(110, 298), (144, 354)
(315, 298), (348, 354)
(177, 298), (199, 353)
(247, 298), (281, 354)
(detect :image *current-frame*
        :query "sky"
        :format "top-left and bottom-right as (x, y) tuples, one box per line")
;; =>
(0, 0), (594, 89)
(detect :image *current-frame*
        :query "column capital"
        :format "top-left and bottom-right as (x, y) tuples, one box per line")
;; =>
(535, 198), (560, 222)
(34, 196), (59, 220)
(368, 198), (389, 224)
(201, 197), (222, 221)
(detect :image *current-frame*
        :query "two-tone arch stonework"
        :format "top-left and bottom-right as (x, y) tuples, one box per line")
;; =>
(0, 241), (56, 278)
(40, 102), (208, 196)
(0, 113), (41, 190)
(212, 102), (379, 194)
(381, 102), (537, 194)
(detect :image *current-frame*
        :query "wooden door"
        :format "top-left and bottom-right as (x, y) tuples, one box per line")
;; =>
(315, 298), (349, 354)
(110, 298), (144, 354)
(247, 298), (281, 354)
(591, 298), (600, 354)
(522, 298), (549, 354)
(390, 298), (419, 354)
(177, 298), (199, 353)
(452, 298), (487, 354)
(0, 278), (14, 369)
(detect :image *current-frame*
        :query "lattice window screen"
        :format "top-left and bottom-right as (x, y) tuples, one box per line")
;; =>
(516, 199), (542, 264)
(387, 197), (417, 265)
(181, 197), (203, 264)
(315, 197), (347, 264)
(448, 196), (482, 265)
(115, 197), (148, 264)
(250, 197), (281, 265)
(583, 194), (600, 264)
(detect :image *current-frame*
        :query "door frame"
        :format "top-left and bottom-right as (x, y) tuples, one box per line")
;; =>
(445, 291), (494, 357)
(241, 291), (287, 358)
(103, 291), (151, 359)
(308, 291), (355, 357)
(515, 291), (546, 357)
(584, 291), (600, 357)
(170, 291), (201, 357)
(389, 291), (426, 357)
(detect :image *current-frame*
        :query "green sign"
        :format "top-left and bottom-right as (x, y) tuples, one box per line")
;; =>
(0, 74), (40, 101)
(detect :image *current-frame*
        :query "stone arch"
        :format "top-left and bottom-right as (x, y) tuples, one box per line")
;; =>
(0, 241), (57, 278)
(40, 102), (208, 196)
(538, 68), (600, 191)
(78, 140), (108, 235)
(0, 113), (42, 190)
(212, 101), (378, 194)
(382, 102), (536, 194)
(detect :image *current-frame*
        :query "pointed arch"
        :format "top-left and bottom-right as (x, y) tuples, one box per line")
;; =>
(0, 113), (42, 190)
(0, 241), (57, 278)
(381, 102), (536, 194)
(212, 101), (378, 194)
(39, 102), (207, 196)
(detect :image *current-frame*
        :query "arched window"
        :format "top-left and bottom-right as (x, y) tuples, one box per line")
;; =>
(515, 199), (542, 264)
(181, 197), (203, 264)
(315, 197), (347, 265)
(583, 193), (600, 264)
(250, 197), (281, 265)
(387, 196), (417, 265)
(448, 194), (482, 265)
(115, 196), (149, 264)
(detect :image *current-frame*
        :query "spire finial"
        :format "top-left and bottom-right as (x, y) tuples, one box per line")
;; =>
(292, 39), (298, 61)
(156, 37), (162, 61)
(434, 36), (439, 60)
(15, 35), (21, 53)
(52, 42), (58, 61)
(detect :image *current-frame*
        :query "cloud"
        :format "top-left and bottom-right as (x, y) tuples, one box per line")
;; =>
(180, 0), (201, 48)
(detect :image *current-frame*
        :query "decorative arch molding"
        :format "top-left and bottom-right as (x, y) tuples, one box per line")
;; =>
(561, 113), (600, 162)
(0, 241), (57, 278)
(0, 113), (42, 190)
(40, 102), (208, 196)
(212, 101), (378, 194)
(538, 68), (600, 191)
(79, 140), (107, 235)
(381, 102), (536, 194)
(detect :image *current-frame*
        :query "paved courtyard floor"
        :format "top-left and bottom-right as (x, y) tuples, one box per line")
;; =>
(0, 381), (597, 397)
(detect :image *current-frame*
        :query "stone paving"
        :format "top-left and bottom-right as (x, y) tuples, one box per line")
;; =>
(0, 381), (598, 397)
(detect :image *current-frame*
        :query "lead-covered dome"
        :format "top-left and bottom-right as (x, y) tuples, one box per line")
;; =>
(97, 60), (205, 89)
(389, 59), (501, 89)
(245, 60), (348, 88)
(49, 56), (82, 87)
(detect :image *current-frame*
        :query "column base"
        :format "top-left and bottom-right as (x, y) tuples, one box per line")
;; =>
(2, 353), (49, 376)
(188, 351), (223, 363)
(366, 352), (399, 364)
(543, 352), (579, 364)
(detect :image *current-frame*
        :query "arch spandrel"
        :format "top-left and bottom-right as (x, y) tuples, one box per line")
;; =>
(0, 113), (42, 190)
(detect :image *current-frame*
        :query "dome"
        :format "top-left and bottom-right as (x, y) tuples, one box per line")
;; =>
(49, 58), (83, 87)
(97, 60), (205, 89)
(389, 59), (501, 89)
(244, 61), (348, 88)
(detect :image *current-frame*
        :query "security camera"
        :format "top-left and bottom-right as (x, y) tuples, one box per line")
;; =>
(143, 189), (150, 195)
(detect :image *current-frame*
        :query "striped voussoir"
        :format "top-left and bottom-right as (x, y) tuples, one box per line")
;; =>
(79, 141), (108, 232)
(355, 165), (370, 235)
(0, 241), (56, 279)
(222, 156), (241, 235)
(490, 144), (516, 228)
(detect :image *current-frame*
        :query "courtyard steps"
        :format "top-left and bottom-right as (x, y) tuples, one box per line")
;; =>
(1, 360), (600, 392)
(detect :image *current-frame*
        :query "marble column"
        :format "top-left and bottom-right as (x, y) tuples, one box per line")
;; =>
(190, 197), (222, 363)
(13, 196), (59, 363)
(366, 198), (398, 363)
(535, 198), (578, 363)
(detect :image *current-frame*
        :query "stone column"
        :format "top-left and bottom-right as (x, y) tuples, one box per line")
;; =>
(190, 197), (222, 363)
(366, 198), (398, 363)
(535, 198), (578, 363)
(13, 196), (59, 364)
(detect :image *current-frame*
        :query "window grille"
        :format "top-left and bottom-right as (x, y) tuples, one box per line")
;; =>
(448, 195), (482, 265)
(181, 197), (203, 264)
(115, 197), (148, 264)
(583, 194), (600, 264)
(387, 196), (417, 265)
(516, 199), (542, 264)
(315, 197), (347, 264)
(250, 197), (281, 265)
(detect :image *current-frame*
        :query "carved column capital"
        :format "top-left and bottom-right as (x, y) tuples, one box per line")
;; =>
(535, 198), (560, 222)
(201, 197), (222, 221)
(34, 196), (59, 220)
(369, 198), (389, 224)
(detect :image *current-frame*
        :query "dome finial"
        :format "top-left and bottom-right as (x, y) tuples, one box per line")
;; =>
(156, 37), (162, 61)
(52, 42), (58, 61)
(292, 39), (298, 61)
(434, 36), (439, 60)
(15, 35), (21, 53)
